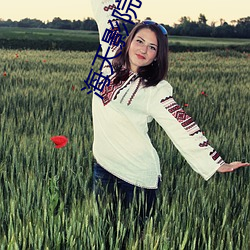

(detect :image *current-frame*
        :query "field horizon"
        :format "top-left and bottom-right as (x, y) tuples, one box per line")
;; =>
(1, 27), (250, 52)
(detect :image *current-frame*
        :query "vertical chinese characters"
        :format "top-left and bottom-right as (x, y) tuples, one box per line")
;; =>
(81, 0), (142, 99)
(112, 0), (142, 24)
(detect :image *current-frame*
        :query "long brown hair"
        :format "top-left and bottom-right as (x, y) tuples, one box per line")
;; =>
(112, 22), (169, 87)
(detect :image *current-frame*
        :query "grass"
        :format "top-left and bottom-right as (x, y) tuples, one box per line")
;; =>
(1, 27), (250, 51)
(171, 35), (250, 46)
(0, 48), (249, 249)
(0, 27), (99, 41)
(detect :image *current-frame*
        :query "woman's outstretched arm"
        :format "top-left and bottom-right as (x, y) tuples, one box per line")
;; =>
(148, 84), (250, 180)
(90, 0), (120, 64)
(217, 162), (250, 172)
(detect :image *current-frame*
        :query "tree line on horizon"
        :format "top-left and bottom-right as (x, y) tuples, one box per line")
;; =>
(0, 14), (249, 38)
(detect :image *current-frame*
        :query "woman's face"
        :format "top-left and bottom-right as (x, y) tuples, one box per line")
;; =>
(128, 28), (158, 73)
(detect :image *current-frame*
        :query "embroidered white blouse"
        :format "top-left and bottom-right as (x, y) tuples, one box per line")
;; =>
(90, 0), (225, 189)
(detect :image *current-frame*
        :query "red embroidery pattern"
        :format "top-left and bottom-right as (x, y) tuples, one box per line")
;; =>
(104, 4), (116, 11)
(160, 96), (201, 136)
(199, 140), (210, 147)
(210, 150), (224, 165)
(127, 79), (141, 106)
(101, 72), (135, 105)
(161, 96), (225, 165)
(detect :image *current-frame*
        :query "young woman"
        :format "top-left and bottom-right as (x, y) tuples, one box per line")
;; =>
(90, 0), (249, 215)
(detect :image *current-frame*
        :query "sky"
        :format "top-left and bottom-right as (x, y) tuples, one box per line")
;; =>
(1, 0), (249, 26)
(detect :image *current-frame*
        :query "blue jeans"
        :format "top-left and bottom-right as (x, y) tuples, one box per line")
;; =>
(93, 162), (157, 219)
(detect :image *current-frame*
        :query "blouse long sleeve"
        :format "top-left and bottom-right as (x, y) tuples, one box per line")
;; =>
(90, 0), (120, 73)
(148, 81), (225, 180)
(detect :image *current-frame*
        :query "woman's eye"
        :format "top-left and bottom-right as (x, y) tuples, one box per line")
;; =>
(150, 46), (156, 51)
(136, 39), (143, 44)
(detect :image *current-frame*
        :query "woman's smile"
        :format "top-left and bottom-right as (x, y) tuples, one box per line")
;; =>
(136, 54), (146, 60)
(128, 28), (158, 72)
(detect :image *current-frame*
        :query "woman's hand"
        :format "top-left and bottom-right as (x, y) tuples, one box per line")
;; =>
(217, 161), (250, 173)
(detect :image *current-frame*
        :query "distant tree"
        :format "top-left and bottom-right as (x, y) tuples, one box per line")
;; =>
(47, 17), (63, 29)
(47, 17), (72, 29)
(81, 17), (97, 31)
(71, 20), (82, 30)
(198, 25), (212, 37)
(179, 16), (191, 24)
(176, 16), (199, 36)
(60, 19), (72, 29)
(212, 22), (235, 38)
(230, 20), (237, 26)
(0, 14), (249, 38)
(163, 24), (173, 34)
(198, 14), (207, 25)
(210, 21), (217, 27)
(197, 14), (211, 36)
(17, 18), (45, 28)
(220, 18), (225, 26)
(10, 19), (18, 27)
(235, 16), (250, 38)
(237, 16), (250, 23)
(0, 19), (8, 27)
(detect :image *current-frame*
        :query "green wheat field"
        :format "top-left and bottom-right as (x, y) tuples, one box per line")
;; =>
(0, 48), (249, 249)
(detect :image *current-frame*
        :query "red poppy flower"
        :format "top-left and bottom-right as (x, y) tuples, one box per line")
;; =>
(201, 91), (208, 96)
(43, 60), (47, 63)
(72, 85), (75, 91)
(184, 103), (189, 107)
(50, 136), (68, 148)
(15, 54), (19, 58)
(3, 71), (7, 77)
